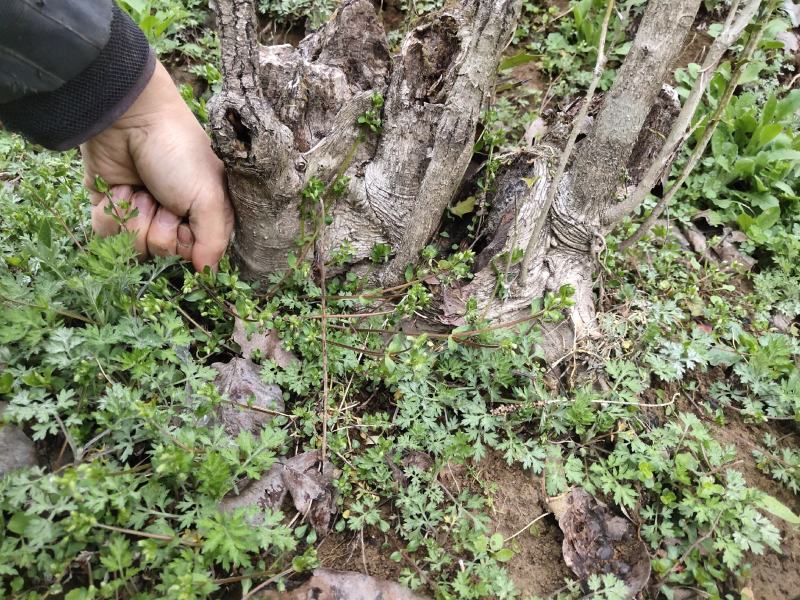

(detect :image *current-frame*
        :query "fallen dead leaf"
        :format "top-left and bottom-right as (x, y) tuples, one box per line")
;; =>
(439, 286), (468, 327)
(233, 317), (298, 368)
(771, 312), (795, 334)
(713, 239), (756, 271)
(401, 451), (434, 473)
(548, 488), (650, 599)
(680, 222), (708, 255)
(221, 451), (339, 534)
(212, 358), (285, 436)
(259, 569), (429, 600)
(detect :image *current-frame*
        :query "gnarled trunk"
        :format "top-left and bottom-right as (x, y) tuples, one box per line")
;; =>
(210, 0), (703, 357)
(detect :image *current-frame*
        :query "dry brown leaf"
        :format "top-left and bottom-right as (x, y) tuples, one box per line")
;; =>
(681, 222), (708, 255)
(439, 287), (468, 326)
(771, 312), (795, 334)
(233, 317), (298, 368)
(260, 569), (429, 600)
(220, 451), (339, 534)
(740, 586), (756, 600)
(548, 488), (651, 599)
(212, 358), (285, 437)
(281, 451), (339, 534)
(713, 240), (756, 270)
(401, 451), (434, 473)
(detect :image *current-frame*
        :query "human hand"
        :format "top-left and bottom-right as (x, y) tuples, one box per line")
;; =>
(81, 61), (233, 271)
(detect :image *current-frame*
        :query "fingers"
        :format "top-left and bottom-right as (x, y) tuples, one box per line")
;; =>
(147, 206), (183, 258)
(125, 191), (158, 257)
(89, 184), (195, 264)
(177, 223), (194, 262)
(188, 184), (234, 272)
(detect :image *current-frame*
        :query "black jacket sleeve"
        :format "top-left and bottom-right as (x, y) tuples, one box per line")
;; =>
(0, 0), (156, 150)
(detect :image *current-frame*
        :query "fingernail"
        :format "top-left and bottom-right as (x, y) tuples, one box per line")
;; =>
(157, 209), (176, 225)
(177, 224), (194, 247)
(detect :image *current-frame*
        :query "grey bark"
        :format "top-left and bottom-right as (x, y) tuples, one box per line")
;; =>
(211, 0), (703, 356)
(447, 0), (699, 353)
(210, 0), (519, 284)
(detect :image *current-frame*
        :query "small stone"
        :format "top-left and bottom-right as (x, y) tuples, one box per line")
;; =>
(0, 402), (38, 477)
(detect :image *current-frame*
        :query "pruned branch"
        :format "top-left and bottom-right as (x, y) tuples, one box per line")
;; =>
(604, 0), (763, 225)
(619, 0), (778, 250)
(563, 0), (702, 226)
(374, 0), (522, 285)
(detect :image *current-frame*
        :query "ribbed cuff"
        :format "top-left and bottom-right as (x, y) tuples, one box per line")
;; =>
(0, 5), (156, 151)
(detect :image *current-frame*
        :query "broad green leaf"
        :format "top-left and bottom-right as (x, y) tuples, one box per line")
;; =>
(38, 219), (51, 250)
(499, 53), (538, 71)
(760, 149), (800, 163)
(757, 494), (800, 524)
(732, 157), (755, 177)
(755, 206), (781, 230)
(489, 532), (504, 551)
(494, 548), (515, 562)
(450, 195), (476, 217)
(737, 61), (765, 86)
(6, 513), (31, 535)
(775, 90), (800, 121)
(120, 0), (149, 14)
(0, 371), (12, 394)
(757, 123), (783, 148)
(760, 94), (777, 125)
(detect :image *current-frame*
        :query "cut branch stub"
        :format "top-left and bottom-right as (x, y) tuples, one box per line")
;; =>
(211, 0), (522, 284)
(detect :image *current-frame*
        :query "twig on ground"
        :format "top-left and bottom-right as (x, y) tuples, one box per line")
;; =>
(505, 512), (552, 543)
(240, 567), (295, 600)
(94, 523), (196, 546)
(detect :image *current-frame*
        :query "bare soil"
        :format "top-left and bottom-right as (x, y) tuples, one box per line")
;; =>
(469, 452), (573, 597)
(711, 417), (800, 600)
(317, 452), (572, 597)
(317, 529), (405, 582)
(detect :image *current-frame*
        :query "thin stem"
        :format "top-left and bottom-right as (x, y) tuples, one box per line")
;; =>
(94, 523), (197, 546)
(318, 195), (330, 465)
(240, 567), (295, 600)
(505, 512), (551, 543)
(518, 0), (615, 285)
